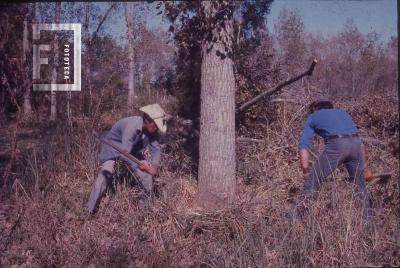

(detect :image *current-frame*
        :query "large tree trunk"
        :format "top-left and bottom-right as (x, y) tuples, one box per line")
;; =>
(126, 2), (136, 110)
(197, 2), (236, 209)
(50, 2), (61, 122)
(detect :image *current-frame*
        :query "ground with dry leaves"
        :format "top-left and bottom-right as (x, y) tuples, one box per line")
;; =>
(0, 92), (399, 267)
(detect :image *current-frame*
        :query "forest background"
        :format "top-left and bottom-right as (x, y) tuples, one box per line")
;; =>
(0, 1), (398, 267)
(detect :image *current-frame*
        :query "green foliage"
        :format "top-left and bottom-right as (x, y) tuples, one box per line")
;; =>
(240, 0), (273, 39)
(163, 0), (274, 119)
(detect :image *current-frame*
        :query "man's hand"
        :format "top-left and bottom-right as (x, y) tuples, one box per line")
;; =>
(302, 166), (310, 176)
(299, 149), (310, 177)
(360, 143), (373, 182)
(138, 162), (158, 176)
(364, 167), (373, 182)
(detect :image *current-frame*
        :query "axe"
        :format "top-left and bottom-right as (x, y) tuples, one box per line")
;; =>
(93, 131), (144, 167)
(365, 172), (392, 185)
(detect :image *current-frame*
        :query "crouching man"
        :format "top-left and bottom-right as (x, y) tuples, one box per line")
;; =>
(87, 104), (167, 214)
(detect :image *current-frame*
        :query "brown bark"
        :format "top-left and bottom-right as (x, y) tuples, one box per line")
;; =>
(197, 2), (236, 209)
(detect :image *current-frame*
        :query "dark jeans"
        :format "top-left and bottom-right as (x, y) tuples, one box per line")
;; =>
(290, 137), (372, 220)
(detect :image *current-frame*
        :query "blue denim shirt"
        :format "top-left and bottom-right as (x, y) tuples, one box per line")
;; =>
(99, 116), (161, 166)
(299, 108), (359, 149)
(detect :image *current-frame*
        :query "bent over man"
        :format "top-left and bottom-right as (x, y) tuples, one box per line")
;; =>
(87, 104), (167, 214)
(289, 97), (373, 221)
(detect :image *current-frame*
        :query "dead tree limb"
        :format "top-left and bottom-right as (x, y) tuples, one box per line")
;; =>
(89, 3), (117, 45)
(236, 59), (317, 114)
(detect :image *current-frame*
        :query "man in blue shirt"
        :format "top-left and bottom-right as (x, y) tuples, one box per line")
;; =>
(289, 97), (372, 221)
(87, 104), (167, 214)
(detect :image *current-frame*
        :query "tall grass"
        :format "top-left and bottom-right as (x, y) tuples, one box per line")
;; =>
(0, 93), (398, 267)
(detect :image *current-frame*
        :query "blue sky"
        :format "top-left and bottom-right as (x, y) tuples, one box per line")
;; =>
(95, 0), (397, 46)
(267, 0), (397, 42)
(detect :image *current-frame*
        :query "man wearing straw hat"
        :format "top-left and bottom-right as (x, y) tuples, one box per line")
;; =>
(288, 96), (373, 222)
(87, 104), (167, 214)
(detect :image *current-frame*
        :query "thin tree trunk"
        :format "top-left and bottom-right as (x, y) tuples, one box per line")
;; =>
(50, 2), (61, 122)
(143, 63), (150, 98)
(83, 2), (91, 115)
(197, 2), (236, 209)
(126, 2), (136, 110)
(23, 8), (32, 117)
(82, 3), (115, 115)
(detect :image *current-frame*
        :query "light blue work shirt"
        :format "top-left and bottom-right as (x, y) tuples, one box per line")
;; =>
(99, 116), (161, 166)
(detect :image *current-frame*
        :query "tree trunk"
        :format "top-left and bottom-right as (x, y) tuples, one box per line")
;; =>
(50, 2), (61, 122)
(23, 9), (32, 117)
(126, 2), (136, 110)
(83, 2), (91, 115)
(197, 2), (236, 209)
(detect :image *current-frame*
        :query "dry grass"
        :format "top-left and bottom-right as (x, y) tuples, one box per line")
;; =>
(0, 93), (399, 267)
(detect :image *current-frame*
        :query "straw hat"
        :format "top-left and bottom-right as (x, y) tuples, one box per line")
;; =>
(139, 104), (167, 133)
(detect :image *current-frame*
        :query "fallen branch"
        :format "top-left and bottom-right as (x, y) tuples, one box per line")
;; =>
(236, 59), (317, 114)
(270, 98), (302, 105)
(237, 137), (263, 143)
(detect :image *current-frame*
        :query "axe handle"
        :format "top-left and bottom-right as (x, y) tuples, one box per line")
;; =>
(366, 172), (392, 180)
(343, 173), (391, 183)
(93, 131), (143, 166)
(366, 172), (392, 185)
